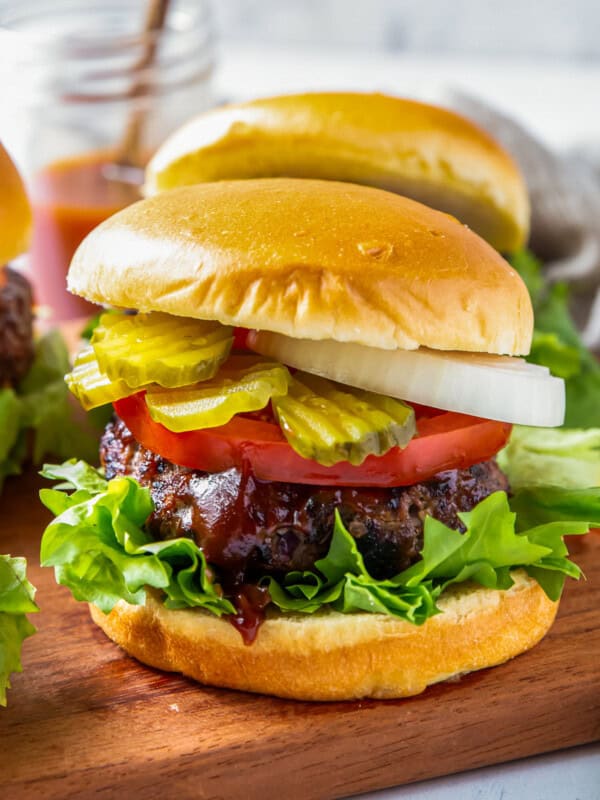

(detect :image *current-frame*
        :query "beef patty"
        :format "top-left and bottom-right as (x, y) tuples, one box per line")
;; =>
(101, 417), (509, 583)
(0, 266), (34, 387)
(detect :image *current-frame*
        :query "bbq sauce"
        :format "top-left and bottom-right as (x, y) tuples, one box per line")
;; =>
(30, 152), (141, 320)
(226, 584), (272, 645)
(213, 462), (273, 644)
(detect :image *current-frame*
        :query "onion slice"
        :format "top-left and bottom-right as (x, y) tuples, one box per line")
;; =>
(248, 332), (565, 427)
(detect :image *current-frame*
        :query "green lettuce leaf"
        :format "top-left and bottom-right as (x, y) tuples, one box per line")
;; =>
(264, 513), (439, 623)
(0, 330), (103, 492)
(39, 461), (235, 616)
(0, 389), (24, 487)
(509, 484), (600, 597)
(399, 493), (550, 586)
(40, 462), (589, 629)
(510, 484), (600, 530)
(499, 426), (600, 490)
(268, 491), (587, 618)
(18, 330), (101, 465)
(0, 389), (21, 463)
(0, 555), (38, 706)
(509, 248), (545, 304)
(80, 312), (103, 341)
(509, 249), (600, 428)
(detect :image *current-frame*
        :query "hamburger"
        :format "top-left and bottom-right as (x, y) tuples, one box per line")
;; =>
(40, 177), (593, 701)
(145, 91), (530, 253)
(0, 143), (39, 705)
(0, 141), (86, 488)
(0, 141), (34, 400)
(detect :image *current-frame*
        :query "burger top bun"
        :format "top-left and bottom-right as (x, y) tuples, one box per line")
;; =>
(0, 142), (32, 266)
(145, 92), (530, 253)
(68, 178), (533, 355)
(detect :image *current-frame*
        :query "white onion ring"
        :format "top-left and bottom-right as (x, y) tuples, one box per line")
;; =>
(248, 332), (565, 427)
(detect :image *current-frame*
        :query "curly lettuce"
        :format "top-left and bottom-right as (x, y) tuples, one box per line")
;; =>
(0, 555), (38, 706)
(499, 426), (600, 490)
(40, 461), (595, 629)
(0, 329), (102, 492)
(266, 489), (588, 620)
(40, 461), (234, 616)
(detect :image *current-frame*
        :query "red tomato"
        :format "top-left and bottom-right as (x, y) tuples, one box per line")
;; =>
(114, 393), (512, 487)
(232, 327), (250, 350)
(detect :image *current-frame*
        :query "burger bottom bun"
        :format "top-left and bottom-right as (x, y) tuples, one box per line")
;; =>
(89, 571), (557, 701)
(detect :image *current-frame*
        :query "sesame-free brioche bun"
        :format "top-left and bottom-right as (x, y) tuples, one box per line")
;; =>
(68, 178), (533, 355)
(145, 92), (530, 253)
(0, 142), (32, 266)
(89, 571), (557, 701)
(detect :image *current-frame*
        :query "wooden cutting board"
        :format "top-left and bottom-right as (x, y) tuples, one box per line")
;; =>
(1, 469), (599, 800)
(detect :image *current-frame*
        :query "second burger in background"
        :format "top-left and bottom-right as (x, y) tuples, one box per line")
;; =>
(145, 91), (530, 253)
(0, 142), (96, 490)
(1, 142), (35, 401)
(0, 144), (40, 705)
(39, 177), (599, 701)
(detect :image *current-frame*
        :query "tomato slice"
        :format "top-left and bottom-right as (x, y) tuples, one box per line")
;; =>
(114, 393), (511, 487)
(233, 327), (250, 350)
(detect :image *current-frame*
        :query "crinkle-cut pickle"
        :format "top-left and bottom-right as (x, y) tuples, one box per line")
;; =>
(272, 372), (416, 466)
(145, 355), (291, 432)
(91, 311), (234, 390)
(65, 346), (135, 410)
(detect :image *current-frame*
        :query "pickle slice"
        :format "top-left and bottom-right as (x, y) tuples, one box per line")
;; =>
(145, 355), (291, 432)
(65, 346), (135, 410)
(92, 312), (234, 389)
(272, 372), (416, 466)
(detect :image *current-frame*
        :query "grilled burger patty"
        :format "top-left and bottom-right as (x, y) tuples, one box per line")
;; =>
(101, 417), (509, 582)
(0, 266), (34, 387)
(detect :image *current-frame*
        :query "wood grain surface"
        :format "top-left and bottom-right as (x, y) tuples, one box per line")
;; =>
(1, 469), (599, 800)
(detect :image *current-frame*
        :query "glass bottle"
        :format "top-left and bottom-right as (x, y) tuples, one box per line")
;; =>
(0, 0), (214, 320)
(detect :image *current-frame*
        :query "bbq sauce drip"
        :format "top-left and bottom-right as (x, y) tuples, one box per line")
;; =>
(226, 584), (271, 645)
(100, 416), (510, 644)
(221, 461), (272, 644)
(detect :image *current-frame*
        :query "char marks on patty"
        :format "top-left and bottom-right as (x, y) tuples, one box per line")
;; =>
(101, 416), (509, 583)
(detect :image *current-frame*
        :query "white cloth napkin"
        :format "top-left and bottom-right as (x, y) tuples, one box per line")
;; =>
(442, 91), (600, 349)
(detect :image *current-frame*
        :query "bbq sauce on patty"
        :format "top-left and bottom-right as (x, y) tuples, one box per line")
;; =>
(101, 415), (509, 641)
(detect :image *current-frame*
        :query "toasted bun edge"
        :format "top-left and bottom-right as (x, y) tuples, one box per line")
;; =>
(68, 179), (533, 356)
(90, 571), (557, 701)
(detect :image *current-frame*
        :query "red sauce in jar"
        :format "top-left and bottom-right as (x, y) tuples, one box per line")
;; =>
(30, 152), (141, 320)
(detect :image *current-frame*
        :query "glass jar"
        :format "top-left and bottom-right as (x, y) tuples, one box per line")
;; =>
(0, 0), (215, 320)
